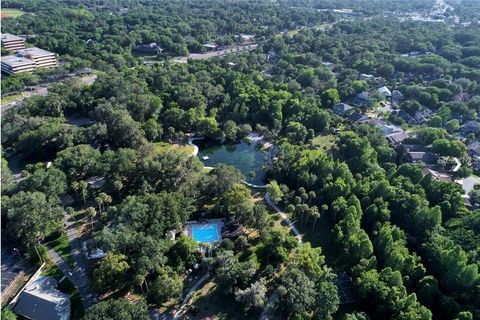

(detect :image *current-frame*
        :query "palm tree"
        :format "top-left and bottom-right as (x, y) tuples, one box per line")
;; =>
(78, 181), (88, 204)
(85, 207), (97, 230)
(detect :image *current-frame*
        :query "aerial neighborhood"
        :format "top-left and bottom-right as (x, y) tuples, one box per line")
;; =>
(1, 1), (479, 320)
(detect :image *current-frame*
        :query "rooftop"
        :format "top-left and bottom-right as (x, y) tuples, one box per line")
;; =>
(16, 47), (56, 57)
(1, 55), (35, 67)
(1, 33), (24, 42)
(14, 276), (70, 320)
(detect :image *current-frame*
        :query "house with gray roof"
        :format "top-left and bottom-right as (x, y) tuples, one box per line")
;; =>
(13, 276), (70, 320)
(461, 121), (480, 136)
(332, 103), (353, 116)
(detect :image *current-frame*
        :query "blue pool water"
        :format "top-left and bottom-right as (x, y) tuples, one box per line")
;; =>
(192, 224), (220, 243)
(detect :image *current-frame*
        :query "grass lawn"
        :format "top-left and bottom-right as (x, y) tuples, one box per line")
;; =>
(1, 93), (25, 105)
(153, 142), (194, 155)
(1, 9), (25, 19)
(45, 233), (75, 268)
(311, 135), (336, 151)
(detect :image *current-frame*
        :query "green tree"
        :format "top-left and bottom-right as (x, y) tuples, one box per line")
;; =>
(93, 252), (131, 292)
(321, 88), (340, 109)
(1, 308), (17, 320)
(148, 267), (183, 305)
(6, 191), (63, 246)
(83, 299), (149, 320)
(266, 180), (284, 204)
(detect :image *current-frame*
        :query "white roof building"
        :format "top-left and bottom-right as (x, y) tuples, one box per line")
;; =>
(1, 33), (26, 51)
(15, 47), (58, 69)
(1, 55), (36, 75)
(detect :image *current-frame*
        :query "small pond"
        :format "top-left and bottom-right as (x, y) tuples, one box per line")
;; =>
(196, 138), (268, 186)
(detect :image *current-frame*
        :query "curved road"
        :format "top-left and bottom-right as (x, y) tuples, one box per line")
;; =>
(264, 193), (302, 243)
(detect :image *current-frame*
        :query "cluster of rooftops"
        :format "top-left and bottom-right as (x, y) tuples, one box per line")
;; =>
(1, 33), (58, 75)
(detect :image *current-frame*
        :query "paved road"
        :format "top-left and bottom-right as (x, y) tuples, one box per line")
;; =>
(47, 211), (98, 308)
(47, 249), (97, 308)
(171, 43), (259, 63)
(1, 74), (97, 112)
(1, 244), (23, 294)
(264, 193), (302, 243)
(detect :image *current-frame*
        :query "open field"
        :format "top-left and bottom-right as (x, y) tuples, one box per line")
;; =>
(1, 9), (25, 19)
(153, 142), (194, 155)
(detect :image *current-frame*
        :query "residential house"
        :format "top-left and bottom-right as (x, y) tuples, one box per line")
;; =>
(393, 110), (417, 125)
(392, 90), (404, 101)
(355, 91), (370, 107)
(406, 151), (437, 164)
(134, 43), (163, 54)
(375, 119), (402, 135)
(332, 103), (353, 116)
(422, 168), (451, 182)
(378, 86), (392, 99)
(13, 276), (70, 320)
(414, 111), (427, 124)
(202, 43), (219, 51)
(460, 120), (480, 135)
(386, 131), (409, 145)
(467, 140), (480, 159)
(360, 73), (375, 81)
(348, 112), (370, 124)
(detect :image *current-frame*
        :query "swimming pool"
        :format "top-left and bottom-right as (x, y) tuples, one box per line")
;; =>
(191, 223), (221, 243)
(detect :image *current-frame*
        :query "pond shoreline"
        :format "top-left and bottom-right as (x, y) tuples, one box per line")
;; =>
(188, 133), (269, 188)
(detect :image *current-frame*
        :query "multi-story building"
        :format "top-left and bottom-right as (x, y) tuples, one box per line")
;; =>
(1, 33), (27, 51)
(16, 47), (58, 68)
(1, 55), (36, 75)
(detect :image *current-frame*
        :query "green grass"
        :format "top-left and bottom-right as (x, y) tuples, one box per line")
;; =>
(1, 93), (24, 105)
(45, 233), (75, 268)
(153, 142), (194, 155)
(311, 135), (336, 151)
(1, 9), (25, 18)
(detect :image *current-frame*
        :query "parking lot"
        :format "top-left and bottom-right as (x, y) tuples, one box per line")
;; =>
(1, 241), (23, 294)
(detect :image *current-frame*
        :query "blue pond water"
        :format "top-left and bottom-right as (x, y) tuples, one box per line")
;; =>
(192, 223), (220, 243)
(197, 139), (267, 185)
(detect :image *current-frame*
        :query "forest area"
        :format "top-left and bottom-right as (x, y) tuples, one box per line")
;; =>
(1, 0), (480, 320)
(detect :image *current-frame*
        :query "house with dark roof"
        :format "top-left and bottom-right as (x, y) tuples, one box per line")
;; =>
(332, 103), (353, 116)
(406, 151), (437, 164)
(134, 43), (163, 54)
(393, 110), (417, 125)
(392, 90), (404, 101)
(461, 121), (480, 135)
(414, 112), (427, 124)
(348, 112), (370, 124)
(467, 141), (480, 159)
(13, 276), (70, 320)
(355, 91), (370, 107)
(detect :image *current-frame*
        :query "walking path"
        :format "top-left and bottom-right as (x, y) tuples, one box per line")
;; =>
(187, 137), (203, 157)
(63, 212), (98, 306)
(46, 211), (98, 308)
(47, 249), (97, 308)
(264, 193), (302, 243)
(150, 271), (210, 320)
